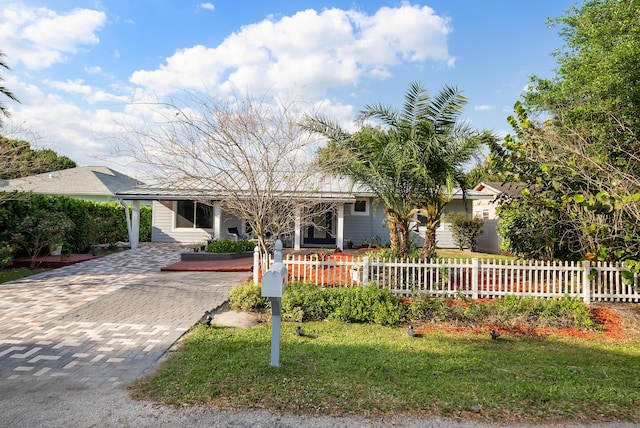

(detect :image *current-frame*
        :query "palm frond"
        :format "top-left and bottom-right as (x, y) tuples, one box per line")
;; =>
(427, 85), (467, 132)
(356, 103), (399, 128)
(300, 114), (350, 142)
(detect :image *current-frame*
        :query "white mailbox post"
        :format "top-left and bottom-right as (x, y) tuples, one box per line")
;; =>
(261, 239), (288, 367)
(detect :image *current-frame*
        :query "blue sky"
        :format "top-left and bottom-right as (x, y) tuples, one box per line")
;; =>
(1, 0), (578, 177)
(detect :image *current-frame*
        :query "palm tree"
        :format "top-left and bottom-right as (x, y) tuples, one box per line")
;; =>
(303, 82), (490, 259)
(0, 51), (19, 124)
(356, 82), (490, 259)
(305, 120), (418, 258)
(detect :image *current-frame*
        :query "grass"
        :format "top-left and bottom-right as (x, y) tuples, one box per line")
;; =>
(435, 248), (515, 261)
(0, 267), (50, 283)
(133, 321), (640, 423)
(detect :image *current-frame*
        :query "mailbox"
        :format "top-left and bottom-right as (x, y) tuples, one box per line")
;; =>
(261, 240), (289, 367)
(261, 262), (288, 297)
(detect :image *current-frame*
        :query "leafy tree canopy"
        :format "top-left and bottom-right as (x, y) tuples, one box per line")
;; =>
(0, 137), (76, 180)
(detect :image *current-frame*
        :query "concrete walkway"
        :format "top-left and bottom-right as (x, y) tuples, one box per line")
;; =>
(0, 243), (250, 388)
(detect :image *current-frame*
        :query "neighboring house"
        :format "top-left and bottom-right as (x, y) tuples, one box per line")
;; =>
(0, 166), (144, 203)
(472, 181), (529, 254)
(115, 176), (492, 251)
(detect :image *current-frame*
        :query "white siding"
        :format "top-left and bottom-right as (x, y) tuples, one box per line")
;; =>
(151, 201), (213, 244)
(342, 201), (389, 248)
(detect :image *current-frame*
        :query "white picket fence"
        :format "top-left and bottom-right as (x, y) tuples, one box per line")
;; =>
(255, 254), (640, 303)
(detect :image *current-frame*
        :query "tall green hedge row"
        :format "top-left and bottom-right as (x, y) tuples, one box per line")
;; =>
(0, 192), (151, 256)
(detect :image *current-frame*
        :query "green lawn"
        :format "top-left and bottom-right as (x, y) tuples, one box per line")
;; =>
(435, 248), (515, 261)
(132, 321), (640, 423)
(0, 267), (50, 284)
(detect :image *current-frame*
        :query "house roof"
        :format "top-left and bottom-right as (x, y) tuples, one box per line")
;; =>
(473, 182), (529, 199)
(115, 174), (374, 202)
(115, 173), (492, 202)
(0, 166), (144, 197)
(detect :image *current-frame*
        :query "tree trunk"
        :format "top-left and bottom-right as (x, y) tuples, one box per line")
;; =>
(421, 225), (437, 260)
(398, 222), (410, 259)
(386, 217), (399, 251)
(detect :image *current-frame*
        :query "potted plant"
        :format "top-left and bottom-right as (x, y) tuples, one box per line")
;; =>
(47, 213), (75, 256)
(11, 210), (75, 268)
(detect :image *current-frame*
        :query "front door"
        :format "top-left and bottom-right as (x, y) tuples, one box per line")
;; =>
(303, 209), (336, 246)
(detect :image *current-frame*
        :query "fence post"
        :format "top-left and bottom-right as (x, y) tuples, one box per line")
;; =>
(253, 246), (260, 284)
(472, 258), (479, 299)
(582, 260), (591, 303)
(362, 256), (370, 287)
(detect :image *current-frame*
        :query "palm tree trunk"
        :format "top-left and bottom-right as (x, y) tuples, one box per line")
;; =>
(398, 222), (410, 259)
(385, 212), (400, 252)
(421, 225), (437, 260)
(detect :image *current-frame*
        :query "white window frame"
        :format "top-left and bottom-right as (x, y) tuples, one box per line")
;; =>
(352, 199), (369, 216)
(173, 201), (214, 230)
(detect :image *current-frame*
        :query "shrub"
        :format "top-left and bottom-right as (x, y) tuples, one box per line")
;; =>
(0, 242), (14, 268)
(206, 239), (256, 253)
(407, 295), (451, 322)
(282, 282), (331, 322)
(446, 212), (484, 251)
(329, 286), (406, 326)
(228, 282), (268, 312)
(0, 193), (152, 255)
(11, 210), (75, 267)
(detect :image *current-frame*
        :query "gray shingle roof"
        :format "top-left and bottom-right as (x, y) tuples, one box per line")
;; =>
(474, 182), (529, 198)
(0, 166), (144, 197)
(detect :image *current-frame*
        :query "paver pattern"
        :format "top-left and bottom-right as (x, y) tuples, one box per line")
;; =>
(0, 244), (247, 388)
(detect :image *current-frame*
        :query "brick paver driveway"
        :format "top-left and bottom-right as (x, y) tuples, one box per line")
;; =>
(0, 244), (249, 388)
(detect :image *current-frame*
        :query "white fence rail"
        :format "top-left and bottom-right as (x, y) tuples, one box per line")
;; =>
(257, 254), (640, 303)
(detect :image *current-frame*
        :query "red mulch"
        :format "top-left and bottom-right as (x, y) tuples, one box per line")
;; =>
(408, 298), (628, 341)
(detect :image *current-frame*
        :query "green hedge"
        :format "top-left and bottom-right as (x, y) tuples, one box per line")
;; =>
(229, 281), (406, 326)
(0, 192), (151, 255)
(230, 281), (601, 331)
(206, 239), (255, 253)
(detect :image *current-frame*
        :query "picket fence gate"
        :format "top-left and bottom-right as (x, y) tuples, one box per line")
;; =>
(253, 252), (640, 303)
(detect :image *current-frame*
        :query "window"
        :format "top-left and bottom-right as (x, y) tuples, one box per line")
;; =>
(352, 200), (369, 216)
(482, 209), (490, 220)
(175, 201), (213, 229)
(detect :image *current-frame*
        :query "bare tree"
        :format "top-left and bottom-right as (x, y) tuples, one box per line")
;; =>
(116, 90), (335, 267)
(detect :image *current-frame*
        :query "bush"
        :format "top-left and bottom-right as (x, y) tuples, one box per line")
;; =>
(0, 193), (152, 255)
(206, 239), (256, 253)
(0, 242), (14, 268)
(228, 282), (268, 312)
(282, 282), (331, 322)
(446, 212), (484, 251)
(407, 295), (451, 321)
(230, 281), (405, 326)
(329, 286), (406, 326)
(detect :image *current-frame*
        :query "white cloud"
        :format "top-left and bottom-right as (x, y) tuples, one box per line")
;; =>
(84, 66), (102, 74)
(0, 2), (106, 69)
(197, 3), (215, 12)
(48, 78), (91, 95)
(474, 104), (493, 111)
(130, 4), (454, 97)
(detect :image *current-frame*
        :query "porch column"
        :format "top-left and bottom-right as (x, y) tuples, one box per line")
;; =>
(131, 200), (140, 250)
(213, 201), (221, 239)
(294, 207), (301, 250)
(336, 203), (344, 250)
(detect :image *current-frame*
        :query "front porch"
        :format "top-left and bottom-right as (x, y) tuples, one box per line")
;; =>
(124, 200), (349, 251)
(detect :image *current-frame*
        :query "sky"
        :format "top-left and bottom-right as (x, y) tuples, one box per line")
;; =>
(0, 0), (579, 179)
